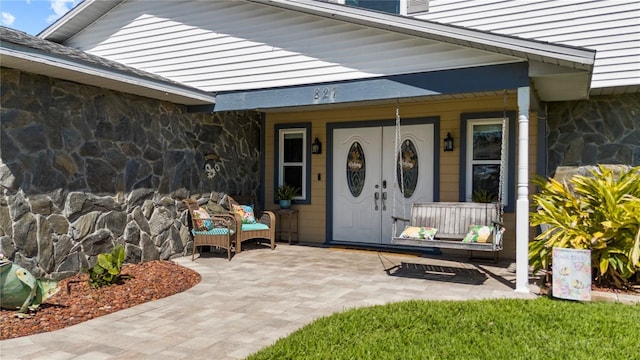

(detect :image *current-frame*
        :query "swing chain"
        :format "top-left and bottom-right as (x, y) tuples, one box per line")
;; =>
(391, 98), (408, 241)
(497, 90), (507, 223)
(393, 100), (406, 220)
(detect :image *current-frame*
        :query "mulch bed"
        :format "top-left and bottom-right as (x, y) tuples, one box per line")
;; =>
(0, 260), (201, 340)
(538, 283), (639, 297)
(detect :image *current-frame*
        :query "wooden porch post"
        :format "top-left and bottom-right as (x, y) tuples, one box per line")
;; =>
(515, 86), (530, 293)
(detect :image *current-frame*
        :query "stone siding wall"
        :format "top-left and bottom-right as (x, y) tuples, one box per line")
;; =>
(0, 68), (261, 280)
(546, 93), (640, 176)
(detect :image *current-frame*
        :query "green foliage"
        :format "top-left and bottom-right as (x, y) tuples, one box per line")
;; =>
(529, 165), (640, 289)
(276, 184), (300, 200)
(86, 245), (130, 289)
(248, 298), (640, 360)
(472, 189), (497, 203)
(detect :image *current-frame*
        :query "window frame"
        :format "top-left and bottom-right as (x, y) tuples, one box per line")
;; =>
(322, 0), (426, 15)
(459, 111), (516, 212)
(274, 123), (312, 204)
(345, 0), (400, 14)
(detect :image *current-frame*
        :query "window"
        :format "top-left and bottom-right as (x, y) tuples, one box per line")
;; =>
(319, 0), (428, 15)
(275, 124), (311, 203)
(460, 112), (515, 211)
(346, 0), (399, 14)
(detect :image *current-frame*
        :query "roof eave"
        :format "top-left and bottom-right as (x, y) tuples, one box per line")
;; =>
(38, 0), (124, 42)
(0, 48), (216, 106)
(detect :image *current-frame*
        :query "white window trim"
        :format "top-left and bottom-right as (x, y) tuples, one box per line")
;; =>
(278, 127), (307, 201)
(465, 118), (509, 206)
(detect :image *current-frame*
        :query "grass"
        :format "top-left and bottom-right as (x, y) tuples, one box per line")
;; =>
(247, 298), (640, 360)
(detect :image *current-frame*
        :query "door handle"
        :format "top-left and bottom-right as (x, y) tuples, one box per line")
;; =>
(382, 192), (387, 211)
(374, 192), (380, 211)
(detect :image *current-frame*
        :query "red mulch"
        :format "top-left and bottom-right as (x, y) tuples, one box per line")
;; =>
(0, 260), (201, 340)
(591, 285), (639, 295)
(538, 282), (639, 297)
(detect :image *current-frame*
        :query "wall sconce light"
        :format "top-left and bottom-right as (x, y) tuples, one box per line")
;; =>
(311, 137), (322, 154)
(444, 132), (454, 152)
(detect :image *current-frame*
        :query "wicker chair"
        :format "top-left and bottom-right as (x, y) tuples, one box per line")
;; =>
(183, 199), (236, 261)
(227, 196), (276, 253)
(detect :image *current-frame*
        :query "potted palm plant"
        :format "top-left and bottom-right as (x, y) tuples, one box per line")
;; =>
(276, 184), (299, 209)
(471, 189), (497, 203)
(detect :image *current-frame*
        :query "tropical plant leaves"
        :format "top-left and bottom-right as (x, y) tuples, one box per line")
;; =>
(86, 245), (130, 289)
(529, 165), (640, 289)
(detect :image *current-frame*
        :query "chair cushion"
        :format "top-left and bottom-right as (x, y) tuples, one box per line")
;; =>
(192, 207), (214, 230)
(232, 204), (257, 224)
(241, 223), (269, 231)
(192, 228), (234, 236)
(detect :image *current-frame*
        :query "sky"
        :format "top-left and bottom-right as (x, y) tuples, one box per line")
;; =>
(1, 0), (82, 36)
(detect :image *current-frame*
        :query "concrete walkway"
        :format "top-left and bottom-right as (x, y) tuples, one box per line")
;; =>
(1, 244), (538, 359)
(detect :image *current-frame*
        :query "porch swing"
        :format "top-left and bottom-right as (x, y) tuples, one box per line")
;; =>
(390, 94), (507, 261)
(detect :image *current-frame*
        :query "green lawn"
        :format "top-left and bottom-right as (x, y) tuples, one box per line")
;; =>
(248, 298), (640, 360)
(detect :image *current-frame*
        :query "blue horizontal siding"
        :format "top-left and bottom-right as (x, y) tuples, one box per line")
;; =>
(212, 62), (528, 111)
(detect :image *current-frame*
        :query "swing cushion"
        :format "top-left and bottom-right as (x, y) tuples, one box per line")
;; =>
(399, 226), (438, 241)
(462, 225), (493, 243)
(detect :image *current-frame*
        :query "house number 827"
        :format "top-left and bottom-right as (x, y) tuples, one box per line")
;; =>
(313, 87), (336, 101)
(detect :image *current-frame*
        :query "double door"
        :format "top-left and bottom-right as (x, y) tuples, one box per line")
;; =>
(332, 124), (434, 245)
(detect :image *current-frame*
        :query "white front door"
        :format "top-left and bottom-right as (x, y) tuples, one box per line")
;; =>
(332, 124), (434, 245)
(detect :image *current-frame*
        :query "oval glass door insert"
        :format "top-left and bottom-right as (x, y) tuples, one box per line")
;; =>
(397, 139), (418, 198)
(346, 141), (365, 197)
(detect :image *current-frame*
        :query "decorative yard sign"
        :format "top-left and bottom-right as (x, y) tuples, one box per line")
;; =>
(552, 247), (591, 301)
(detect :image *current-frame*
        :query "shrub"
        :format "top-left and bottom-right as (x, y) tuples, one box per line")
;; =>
(529, 165), (640, 289)
(86, 245), (130, 289)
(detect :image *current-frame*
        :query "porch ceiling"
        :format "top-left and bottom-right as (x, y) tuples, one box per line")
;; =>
(41, 0), (595, 104)
(249, 0), (595, 69)
(249, 0), (595, 103)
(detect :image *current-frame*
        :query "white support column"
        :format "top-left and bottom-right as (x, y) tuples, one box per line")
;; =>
(515, 86), (530, 293)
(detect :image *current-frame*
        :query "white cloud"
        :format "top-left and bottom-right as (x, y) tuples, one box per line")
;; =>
(2, 12), (16, 26)
(46, 0), (80, 23)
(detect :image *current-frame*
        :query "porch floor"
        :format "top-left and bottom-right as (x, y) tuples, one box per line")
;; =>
(1, 243), (540, 359)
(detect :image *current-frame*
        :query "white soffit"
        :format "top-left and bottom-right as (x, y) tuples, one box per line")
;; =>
(40, 0), (596, 101)
(56, 1), (524, 93)
(43, 0), (595, 71)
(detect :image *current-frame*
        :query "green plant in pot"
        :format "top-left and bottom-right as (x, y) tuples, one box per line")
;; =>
(276, 184), (299, 209)
(471, 189), (497, 203)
